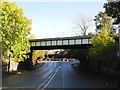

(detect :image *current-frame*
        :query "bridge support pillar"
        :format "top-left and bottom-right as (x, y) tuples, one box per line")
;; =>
(23, 49), (34, 70)
(67, 59), (68, 62)
(17, 49), (34, 71)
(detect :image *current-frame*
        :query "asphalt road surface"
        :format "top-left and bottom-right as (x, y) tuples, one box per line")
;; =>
(2, 61), (110, 89)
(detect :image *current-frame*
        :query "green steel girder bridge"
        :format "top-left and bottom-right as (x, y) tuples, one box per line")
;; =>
(29, 35), (92, 50)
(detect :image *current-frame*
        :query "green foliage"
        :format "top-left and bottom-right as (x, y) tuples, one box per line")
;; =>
(89, 30), (118, 60)
(104, 1), (120, 24)
(92, 11), (118, 60)
(88, 11), (118, 73)
(0, 1), (32, 62)
(88, 30), (118, 76)
(94, 12), (115, 35)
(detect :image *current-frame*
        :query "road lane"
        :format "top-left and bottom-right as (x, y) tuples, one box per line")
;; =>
(46, 62), (109, 88)
(2, 62), (58, 88)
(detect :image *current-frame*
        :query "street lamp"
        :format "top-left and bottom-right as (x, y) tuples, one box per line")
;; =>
(118, 22), (120, 56)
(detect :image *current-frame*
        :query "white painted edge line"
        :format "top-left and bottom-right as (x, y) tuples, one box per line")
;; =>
(37, 72), (53, 88)
(42, 67), (59, 89)
(36, 66), (59, 89)
(33, 63), (48, 87)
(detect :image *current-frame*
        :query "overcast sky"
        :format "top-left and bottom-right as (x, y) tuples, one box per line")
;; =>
(15, 0), (107, 38)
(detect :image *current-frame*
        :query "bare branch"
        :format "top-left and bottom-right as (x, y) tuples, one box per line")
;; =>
(73, 11), (93, 36)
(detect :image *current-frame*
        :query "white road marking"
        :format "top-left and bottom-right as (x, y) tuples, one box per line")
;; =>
(36, 63), (59, 89)
(33, 63), (49, 87)
(42, 67), (59, 89)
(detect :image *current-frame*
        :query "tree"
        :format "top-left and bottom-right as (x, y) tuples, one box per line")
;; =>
(89, 30), (117, 59)
(104, 1), (120, 24)
(88, 29), (118, 72)
(94, 12), (115, 35)
(0, 1), (32, 62)
(90, 11), (118, 59)
(74, 11), (93, 36)
(89, 15), (118, 73)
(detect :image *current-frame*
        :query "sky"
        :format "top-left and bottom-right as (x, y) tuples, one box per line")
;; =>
(14, 0), (107, 38)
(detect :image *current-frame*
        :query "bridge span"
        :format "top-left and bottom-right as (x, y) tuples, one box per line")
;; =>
(27, 36), (92, 66)
(29, 36), (92, 50)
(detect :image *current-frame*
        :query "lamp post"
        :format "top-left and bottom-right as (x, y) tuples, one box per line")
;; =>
(7, 11), (14, 72)
(118, 22), (120, 56)
(8, 24), (13, 72)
